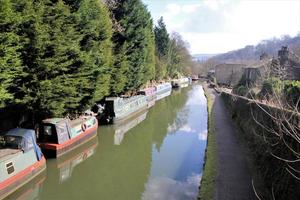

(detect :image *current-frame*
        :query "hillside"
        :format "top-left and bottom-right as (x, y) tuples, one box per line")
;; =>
(208, 35), (300, 64)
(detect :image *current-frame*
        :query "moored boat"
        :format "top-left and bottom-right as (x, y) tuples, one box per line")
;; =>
(155, 82), (172, 101)
(0, 128), (46, 199)
(138, 87), (156, 108)
(191, 75), (199, 81)
(37, 116), (98, 158)
(171, 77), (189, 88)
(99, 95), (148, 124)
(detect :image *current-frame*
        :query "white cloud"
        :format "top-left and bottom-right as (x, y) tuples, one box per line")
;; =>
(166, 3), (181, 15)
(203, 0), (220, 11)
(179, 124), (196, 133)
(142, 174), (201, 200)
(198, 130), (207, 141)
(182, 4), (201, 14)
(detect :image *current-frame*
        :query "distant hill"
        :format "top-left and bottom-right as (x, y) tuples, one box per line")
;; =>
(192, 54), (217, 63)
(208, 35), (300, 64)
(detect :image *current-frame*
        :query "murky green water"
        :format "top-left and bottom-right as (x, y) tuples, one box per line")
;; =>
(6, 84), (208, 200)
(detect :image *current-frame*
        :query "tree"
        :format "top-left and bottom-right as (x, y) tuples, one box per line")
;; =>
(154, 17), (169, 59)
(76, 0), (113, 104)
(111, 0), (156, 92)
(0, 0), (24, 107)
(166, 32), (193, 78)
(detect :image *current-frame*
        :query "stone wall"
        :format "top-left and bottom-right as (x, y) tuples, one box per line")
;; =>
(215, 63), (246, 86)
(221, 92), (300, 199)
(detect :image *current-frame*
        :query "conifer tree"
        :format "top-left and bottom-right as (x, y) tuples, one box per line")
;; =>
(112, 0), (156, 92)
(154, 17), (170, 59)
(0, 0), (24, 107)
(76, 0), (113, 104)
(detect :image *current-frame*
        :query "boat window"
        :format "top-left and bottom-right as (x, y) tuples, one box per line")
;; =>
(39, 124), (58, 144)
(0, 136), (23, 150)
(44, 125), (52, 136)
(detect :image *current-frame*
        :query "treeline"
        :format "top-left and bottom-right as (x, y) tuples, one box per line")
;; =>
(208, 34), (300, 64)
(0, 0), (194, 118)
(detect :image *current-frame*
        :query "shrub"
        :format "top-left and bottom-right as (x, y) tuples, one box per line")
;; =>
(283, 81), (300, 108)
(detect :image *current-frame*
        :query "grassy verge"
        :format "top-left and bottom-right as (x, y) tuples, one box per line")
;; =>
(198, 85), (217, 200)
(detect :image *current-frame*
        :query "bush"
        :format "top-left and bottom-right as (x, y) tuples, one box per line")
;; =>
(283, 81), (300, 108)
(259, 78), (282, 98)
(235, 85), (248, 96)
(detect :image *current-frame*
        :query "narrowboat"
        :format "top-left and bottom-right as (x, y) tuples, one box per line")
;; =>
(171, 77), (189, 88)
(155, 82), (172, 101)
(55, 136), (98, 183)
(138, 87), (156, 108)
(37, 115), (98, 158)
(0, 128), (46, 200)
(114, 110), (148, 145)
(192, 75), (199, 81)
(99, 95), (148, 124)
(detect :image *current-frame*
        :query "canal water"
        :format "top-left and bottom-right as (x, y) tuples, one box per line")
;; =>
(5, 84), (208, 200)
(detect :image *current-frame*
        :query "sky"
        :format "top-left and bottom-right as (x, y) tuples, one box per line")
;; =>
(142, 0), (300, 55)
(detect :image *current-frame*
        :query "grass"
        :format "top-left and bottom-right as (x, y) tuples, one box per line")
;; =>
(198, 85), (217, 200)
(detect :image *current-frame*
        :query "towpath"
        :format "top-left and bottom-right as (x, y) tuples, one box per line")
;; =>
(208, 87), (256, 200)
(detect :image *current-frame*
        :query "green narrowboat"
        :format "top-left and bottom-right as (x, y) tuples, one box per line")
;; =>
(171, 77), (189, 88)
(155, 82), (172, 101)
(100, 95), (148, 124)
(37, 116), (98, 158)
(0, 128), (46, 199)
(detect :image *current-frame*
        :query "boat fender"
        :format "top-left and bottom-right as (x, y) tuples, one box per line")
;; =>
(81, 123), (87, 132)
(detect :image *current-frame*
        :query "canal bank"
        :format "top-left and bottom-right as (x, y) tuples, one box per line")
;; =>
(199, 84), (256, 200)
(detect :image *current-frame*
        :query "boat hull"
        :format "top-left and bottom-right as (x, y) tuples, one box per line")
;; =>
(39, 122), (98, 158)
(0, 157), (46, 200)
(113, 104), (148, 124)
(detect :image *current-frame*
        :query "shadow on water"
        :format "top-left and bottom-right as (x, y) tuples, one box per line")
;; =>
(6, 84), (207, 200)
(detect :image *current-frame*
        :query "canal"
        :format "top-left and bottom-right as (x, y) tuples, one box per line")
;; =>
(5, 84), (208, 200)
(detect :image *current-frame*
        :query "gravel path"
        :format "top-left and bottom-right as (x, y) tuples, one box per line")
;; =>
(210, 89), (257, 200)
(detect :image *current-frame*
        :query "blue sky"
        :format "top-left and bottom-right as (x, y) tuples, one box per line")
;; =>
(142, 0), (300, 54)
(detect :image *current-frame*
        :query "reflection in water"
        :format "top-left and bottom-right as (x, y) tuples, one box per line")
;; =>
(113, 110), (148, 145)
(143, 85), (207, 200)
(143, 174), (201, 200)
(55, 136), (98, 183)
(12, 84), (207, 200)
(4, 171), (46, 200)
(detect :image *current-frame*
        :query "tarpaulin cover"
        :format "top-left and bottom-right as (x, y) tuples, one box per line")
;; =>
(3, 128), (43, 160)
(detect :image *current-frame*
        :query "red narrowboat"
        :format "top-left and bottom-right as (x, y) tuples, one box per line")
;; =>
(38, 116), (98, 158)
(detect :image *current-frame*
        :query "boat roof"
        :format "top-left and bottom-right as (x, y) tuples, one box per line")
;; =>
(43, 118), (66, 124)
(3, 128), (35, 141)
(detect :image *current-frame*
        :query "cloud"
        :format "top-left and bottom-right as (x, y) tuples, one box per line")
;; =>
(146, 0), (300, 54)
(179, 124), (196, 133)
(166, 3), (181, 15)
(203, 0), (220, 11)
(198, 130), (207, 141)
(142, 174), (201, 200)
(182, 4), (201, 14)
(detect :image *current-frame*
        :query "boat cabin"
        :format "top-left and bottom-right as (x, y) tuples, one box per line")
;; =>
(38, 116), (97, 145)
(38, 118), (71, 145)
(0, 129), (43, 161)
(0, 128), (44, 192)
